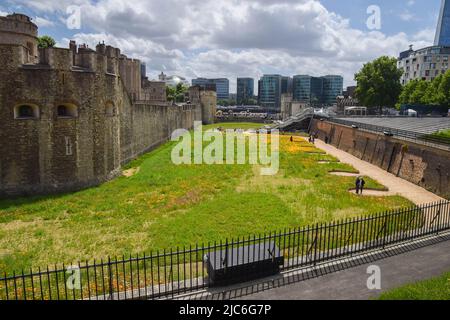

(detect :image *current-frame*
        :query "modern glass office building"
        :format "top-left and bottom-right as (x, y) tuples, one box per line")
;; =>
(322, 75), (344, 105)
(259, 75), (283, 113)
(236, 78), (254, 105)
(293, 75), (323, 104)
(192, 78), (230, 100)
(281, 76), (293, 95)
(435, 0), (450, 46)
(292, 75), (342, 105)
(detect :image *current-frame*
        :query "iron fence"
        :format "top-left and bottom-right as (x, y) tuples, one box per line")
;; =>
(1, 201), (450, 300)
(322, 117), (450, 150)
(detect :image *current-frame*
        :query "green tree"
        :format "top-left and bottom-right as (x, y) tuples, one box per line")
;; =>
(409, 80), (430, 105)
(398, 71), (450, 109)
(354, 56), (403, 113)
(37, 35), (56, 49)
(166, 83), (188, 103)
(423, 74), (443, 105)
(437, 70), (450, 107)
(398, 79), (419, 106)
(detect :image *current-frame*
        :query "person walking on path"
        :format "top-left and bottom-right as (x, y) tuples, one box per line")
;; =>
(355, 177), (361, 195)
(355, 177), (366, 195)
(359, 177), (366, 194)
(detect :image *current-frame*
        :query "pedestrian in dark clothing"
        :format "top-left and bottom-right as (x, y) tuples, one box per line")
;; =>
(359, 177), (366, 194)
(355, 177), (360, 194)
(290, 136), (293, 143)
(355, 177), (366, 195)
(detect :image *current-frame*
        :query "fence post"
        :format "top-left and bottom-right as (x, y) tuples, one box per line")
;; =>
(382, 214), (388, 250)
(313, 224), (319, 266)
(108, 257), (113, 300)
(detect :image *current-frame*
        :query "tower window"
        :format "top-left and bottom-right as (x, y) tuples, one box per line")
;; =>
(56, 104), (78, 118)
(105, 102), (116, 116)
(14, 104), (39, 119)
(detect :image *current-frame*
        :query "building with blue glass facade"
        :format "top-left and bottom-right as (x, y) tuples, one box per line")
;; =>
(258, 75), (283, 113)
(192, 78), (230, 100)
(292, 75), (343, 106)
(236, 78), (254, 105)
(322, 75), (344, 105)
(435, 0), (450, 46)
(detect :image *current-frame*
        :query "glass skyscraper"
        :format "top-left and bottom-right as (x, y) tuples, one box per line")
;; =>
(236, 78), (254, 105)
(322, 75), (344, 105)
(259, 75), (282, 113)
(435, 0), (450, 47)
(292, 75), (343, 105)
(292, 75), (323, 104)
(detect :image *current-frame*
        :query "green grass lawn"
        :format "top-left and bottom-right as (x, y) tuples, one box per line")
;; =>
(432, 129), (450, 139)
(378, 271), (450, 300)
(0, 123), (412, 272)
(423, 129), (450, 144)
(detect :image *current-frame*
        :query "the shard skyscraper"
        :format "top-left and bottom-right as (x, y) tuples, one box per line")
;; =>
(435, 0), (450, 46)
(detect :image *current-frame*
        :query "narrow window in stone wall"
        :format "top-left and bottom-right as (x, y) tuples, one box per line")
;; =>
(65, 136), (73, 156)
(26, 42), (34, 62)
(57, 104), (78, 118)
(14, 104), (39, 119)
(105, 102), (115, 116)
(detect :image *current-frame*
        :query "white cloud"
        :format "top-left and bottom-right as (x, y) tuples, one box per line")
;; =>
(34, 16), (55, 27)
(6, 0), (436, 89)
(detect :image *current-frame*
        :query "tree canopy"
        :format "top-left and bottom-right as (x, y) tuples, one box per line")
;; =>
(37, 35), (56, 49)
(398, 70), (450, 108)
(354, 56), (403, 112)
(166, 83), (188, 103)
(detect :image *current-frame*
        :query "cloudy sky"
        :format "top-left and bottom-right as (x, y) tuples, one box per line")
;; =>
(0, 0), (443, 92)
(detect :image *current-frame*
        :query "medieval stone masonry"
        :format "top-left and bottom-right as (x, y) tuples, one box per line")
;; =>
(0, 13), (216, 197)
(311, 119), (450, 199)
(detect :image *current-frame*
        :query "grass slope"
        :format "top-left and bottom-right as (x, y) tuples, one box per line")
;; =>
(0, 123), (411, 272)
(378, 271), (450, 300)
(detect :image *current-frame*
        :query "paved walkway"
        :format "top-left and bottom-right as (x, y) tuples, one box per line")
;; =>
(238, 236), (450, 300)
(312, 139), (444, 205)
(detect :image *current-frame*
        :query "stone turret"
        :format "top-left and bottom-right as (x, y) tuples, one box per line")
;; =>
(0, 13), (39, 63)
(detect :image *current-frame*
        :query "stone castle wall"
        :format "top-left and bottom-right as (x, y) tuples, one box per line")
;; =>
(0, 15), (211, 197)
(311, 119), (450, 199)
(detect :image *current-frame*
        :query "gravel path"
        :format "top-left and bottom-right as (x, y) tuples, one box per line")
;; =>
(312, 139), (444, 205)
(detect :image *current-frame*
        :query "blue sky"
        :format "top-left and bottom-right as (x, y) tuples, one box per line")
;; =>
(0, 0), (444, 90)
(322, 0), (441, 36)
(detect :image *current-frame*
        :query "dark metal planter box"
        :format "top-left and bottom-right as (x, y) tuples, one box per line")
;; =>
(204, 241), (284, 287)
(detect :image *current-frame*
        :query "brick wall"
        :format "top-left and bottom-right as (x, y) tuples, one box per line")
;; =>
(0, 45), (204, 197)
(311, 119), (450, 199)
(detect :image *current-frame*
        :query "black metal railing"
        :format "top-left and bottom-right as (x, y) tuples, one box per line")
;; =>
(1, 201), (449, 300)
(322, 117), (450, 149)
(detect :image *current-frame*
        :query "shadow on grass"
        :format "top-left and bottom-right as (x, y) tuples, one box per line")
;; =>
(0, 191), (75, 211)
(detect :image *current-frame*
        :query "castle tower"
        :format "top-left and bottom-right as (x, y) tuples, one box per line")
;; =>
(0, 13), (39, 63)
(435, 0), (450, 46)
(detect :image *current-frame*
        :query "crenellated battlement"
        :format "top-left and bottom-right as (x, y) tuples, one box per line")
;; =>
(0, 13), (216, 197)
(0, 13), (39, 63)
(0, 13), (38, 37)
